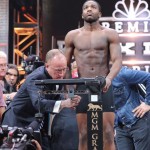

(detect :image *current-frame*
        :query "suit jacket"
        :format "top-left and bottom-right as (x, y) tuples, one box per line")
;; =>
(51, 108), (79, 150)
(2, 66), (61, 128)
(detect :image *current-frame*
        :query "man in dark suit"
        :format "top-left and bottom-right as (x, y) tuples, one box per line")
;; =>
(2, 49), (81, 150)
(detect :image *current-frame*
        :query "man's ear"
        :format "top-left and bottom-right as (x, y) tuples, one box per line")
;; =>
(81, 14), (84, 19)
(99, 12), (102, 18)
(45, 63), (48, 68)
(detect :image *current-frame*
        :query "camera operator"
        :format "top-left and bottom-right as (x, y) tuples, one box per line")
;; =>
(1, 49), (81, 150)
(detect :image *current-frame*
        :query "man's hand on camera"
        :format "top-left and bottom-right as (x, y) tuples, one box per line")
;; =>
(60, 95), (81, 109)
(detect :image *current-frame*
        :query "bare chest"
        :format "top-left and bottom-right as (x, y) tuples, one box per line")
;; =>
(73, 31), (108, 50)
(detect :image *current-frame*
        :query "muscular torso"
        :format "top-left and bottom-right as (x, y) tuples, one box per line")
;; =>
(72, 27), (110, 78)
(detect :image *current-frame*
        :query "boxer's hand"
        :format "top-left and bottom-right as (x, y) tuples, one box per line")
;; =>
(103, 77), (111, 93)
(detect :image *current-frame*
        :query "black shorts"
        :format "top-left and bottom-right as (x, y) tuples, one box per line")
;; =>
(76, 85), (115, 113)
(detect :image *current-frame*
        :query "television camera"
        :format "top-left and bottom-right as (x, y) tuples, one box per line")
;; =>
(21, 47), (44, 75)
(0, 114), (43, 150)
(21, 54), (44, 75)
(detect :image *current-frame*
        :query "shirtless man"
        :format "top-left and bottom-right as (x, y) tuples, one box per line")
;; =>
(64, 0), (122, 150)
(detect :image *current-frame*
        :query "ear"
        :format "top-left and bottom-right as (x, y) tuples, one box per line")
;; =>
(99, 12), (102, 18)
(45, 63), (48, 68)
(81, 13), (84, 19)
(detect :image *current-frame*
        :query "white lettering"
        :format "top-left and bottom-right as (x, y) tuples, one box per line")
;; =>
(101, 22), (110, 28)
(115, 22), (123, 33)
(127, 22), (139, 32)
(92, 118), (98, 124)
(92, 124), (99, 130)
(126, 65), (150, 73)
(132, 66), (141, 70)
(91, 112), (98, 118)
(143, 42), (150, 55)
(132, 66), (150, 72)
(144, 21), (149, 32)
(93, 147), (98, 150)
(92, 140), (98, 147)
(92, 134), (98, 149)
(92, 134), (98, 140)
(121, 43), (135, 55)
(100, 21), (150, 33)
(144, 66), (150, 72)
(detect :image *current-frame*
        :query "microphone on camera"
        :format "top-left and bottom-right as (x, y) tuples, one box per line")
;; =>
(7, 127), (18, 143)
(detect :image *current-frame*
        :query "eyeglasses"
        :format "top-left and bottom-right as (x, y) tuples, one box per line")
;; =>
(0, 63), (7, 68)
(51, 67), (68, 73)
(6, 72), (18, 77)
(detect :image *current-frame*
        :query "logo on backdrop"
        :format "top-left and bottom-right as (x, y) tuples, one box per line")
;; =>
(100, 0), (150, 72)
(113, 0), (150, 20)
